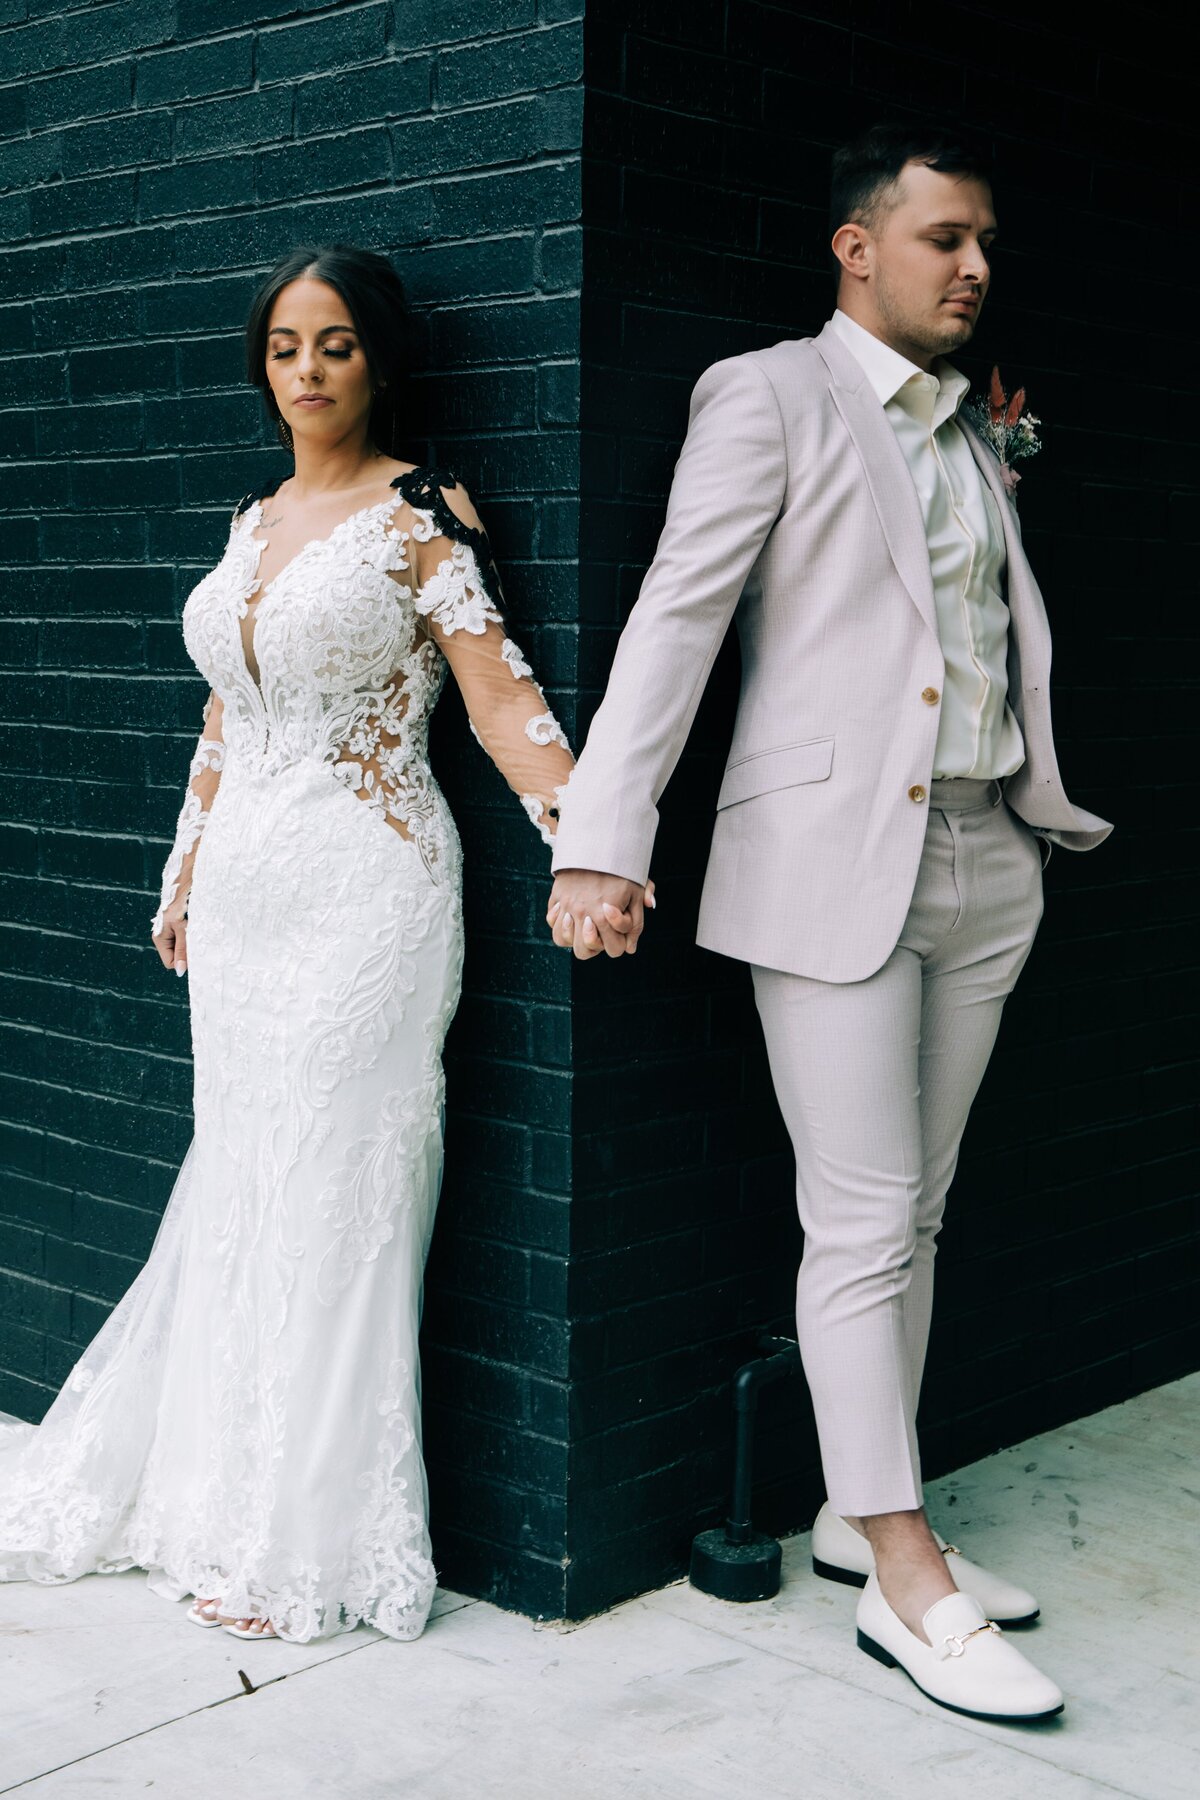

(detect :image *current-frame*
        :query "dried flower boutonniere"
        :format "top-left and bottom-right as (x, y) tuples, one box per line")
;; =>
(965, 367), (1042, 500)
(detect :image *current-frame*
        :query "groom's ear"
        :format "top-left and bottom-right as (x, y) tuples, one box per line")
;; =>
(831, 221), (871, 286)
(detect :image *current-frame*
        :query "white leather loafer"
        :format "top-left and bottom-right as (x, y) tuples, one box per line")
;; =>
(811, 1501), (1040, 1624)
(855, 1571), (1064, 1722)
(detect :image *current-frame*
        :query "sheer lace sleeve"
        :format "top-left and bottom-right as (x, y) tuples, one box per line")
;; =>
(392, 468), (574, 845)
(150, 690), (226, 937)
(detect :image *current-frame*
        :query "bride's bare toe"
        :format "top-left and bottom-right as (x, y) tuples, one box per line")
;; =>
(217, 1612), (277, 1636)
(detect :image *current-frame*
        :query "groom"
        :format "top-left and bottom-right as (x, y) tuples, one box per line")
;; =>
(546, 123), (1111, 1721)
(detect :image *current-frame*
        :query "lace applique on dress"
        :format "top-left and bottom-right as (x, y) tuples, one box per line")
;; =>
(151, 695), (225, 936)
(389, 465), (507, 612)
(377, 464), (579, 842)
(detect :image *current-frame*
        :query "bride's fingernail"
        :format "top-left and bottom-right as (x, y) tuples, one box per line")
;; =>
(176, 964), (187, 976)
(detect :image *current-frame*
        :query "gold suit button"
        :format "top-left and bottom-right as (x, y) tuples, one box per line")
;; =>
(908, 784), (927, 803)
(921, 686), (940, 704)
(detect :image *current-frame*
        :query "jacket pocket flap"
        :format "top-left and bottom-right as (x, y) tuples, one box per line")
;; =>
(716, 735), (835, 810)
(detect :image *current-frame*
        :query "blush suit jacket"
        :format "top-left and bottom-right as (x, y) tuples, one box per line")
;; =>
(550, 318), (1113, 983)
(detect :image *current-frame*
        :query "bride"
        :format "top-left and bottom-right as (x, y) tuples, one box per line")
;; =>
(0, 243), (630, 1644)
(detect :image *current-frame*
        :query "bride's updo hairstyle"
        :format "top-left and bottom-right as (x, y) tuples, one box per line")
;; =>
(244, 242), (411, 456)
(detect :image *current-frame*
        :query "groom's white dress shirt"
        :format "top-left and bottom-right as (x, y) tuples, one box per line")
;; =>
(827, 308), (1026, 782)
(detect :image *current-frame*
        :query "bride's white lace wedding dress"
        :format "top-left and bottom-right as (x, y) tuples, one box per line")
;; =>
(0, 465), (574, 1642)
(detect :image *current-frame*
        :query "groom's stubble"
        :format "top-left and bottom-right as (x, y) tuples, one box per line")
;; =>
(871, 255), (979, 362)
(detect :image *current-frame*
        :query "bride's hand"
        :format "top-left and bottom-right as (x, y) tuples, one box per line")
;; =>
(546, 876), (655, 959)
(152, 901), (189, 976)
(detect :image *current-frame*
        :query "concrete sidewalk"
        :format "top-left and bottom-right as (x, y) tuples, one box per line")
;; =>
(2, 1375), (1196, 1799)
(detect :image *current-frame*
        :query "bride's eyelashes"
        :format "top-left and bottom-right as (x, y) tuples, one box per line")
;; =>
(270, 348), (353, 360)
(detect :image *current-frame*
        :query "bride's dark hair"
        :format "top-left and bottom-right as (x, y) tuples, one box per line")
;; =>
(244, 242), (411, 456)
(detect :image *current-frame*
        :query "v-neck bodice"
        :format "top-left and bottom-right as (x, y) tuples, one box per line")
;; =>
(179, 471), (457, 882)
(183, 478), (437, 773)
(170, 462), (573, 887)
(245, 482), (405, 599)
(238, 494), (404, 687)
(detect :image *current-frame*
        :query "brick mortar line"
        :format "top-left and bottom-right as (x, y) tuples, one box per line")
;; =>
(4, 190), (581, 260)
(16, 84), (580, 130)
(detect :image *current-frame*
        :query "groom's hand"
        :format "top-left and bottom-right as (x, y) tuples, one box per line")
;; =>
(547, 870), (655, 960)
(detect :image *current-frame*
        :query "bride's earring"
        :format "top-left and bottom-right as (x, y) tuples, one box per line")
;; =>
(275, 411), (293, 452)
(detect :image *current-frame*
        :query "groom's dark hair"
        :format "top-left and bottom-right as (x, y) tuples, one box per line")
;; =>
(830, 123), (992, 285)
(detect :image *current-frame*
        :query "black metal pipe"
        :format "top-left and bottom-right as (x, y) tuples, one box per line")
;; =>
(725, 1336), (802, 1545)
(688, 1333), (803, 1601)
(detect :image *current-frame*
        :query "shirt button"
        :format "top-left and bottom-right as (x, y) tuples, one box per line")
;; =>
(921, 687), (940, 704)
(908, 784), (927, 803)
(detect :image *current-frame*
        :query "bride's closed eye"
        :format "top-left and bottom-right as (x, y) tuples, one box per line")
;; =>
(270, 348), (353, 360)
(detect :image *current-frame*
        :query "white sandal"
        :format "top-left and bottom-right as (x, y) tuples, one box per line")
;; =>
(186, 1597), (223, 1629)
(222, 1616), (278, 1640)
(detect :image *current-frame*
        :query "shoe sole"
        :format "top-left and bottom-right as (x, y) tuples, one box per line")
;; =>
(813, 1555), (869, 1590)
(856, 1629), (1063, 1722)
(813, 1559), (1040, 1627)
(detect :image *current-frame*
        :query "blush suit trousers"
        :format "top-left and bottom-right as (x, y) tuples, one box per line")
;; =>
(750, 776), (1046, 1517)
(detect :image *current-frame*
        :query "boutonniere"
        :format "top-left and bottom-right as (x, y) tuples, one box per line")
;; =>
(965, 367), (1042, 500)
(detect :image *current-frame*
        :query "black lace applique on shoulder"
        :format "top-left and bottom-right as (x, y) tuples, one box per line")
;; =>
(390, 465), (505, 610)
(233, 475), (285, 518)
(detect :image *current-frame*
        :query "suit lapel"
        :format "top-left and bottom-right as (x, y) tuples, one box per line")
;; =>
(815, 322), (939, 640)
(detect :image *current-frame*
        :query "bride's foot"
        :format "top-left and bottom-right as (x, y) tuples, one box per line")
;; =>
(218, 1611), (278, 1638)
(188, 1587), (278, 1638)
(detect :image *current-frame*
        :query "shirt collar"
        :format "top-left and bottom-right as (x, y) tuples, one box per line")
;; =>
(828, 308), (971, 425)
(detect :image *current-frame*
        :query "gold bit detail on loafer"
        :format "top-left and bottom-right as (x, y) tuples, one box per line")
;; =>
(937, 1621), (1002, 1659)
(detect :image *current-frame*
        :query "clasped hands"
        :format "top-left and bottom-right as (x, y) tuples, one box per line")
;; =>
(546, 870), (655, 960)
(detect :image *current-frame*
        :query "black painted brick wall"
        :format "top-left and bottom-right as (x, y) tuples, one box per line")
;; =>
(0, 0), (585, 1620)
(1, 0), (1196, 1627)
(565, 0), (1199, 1617)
